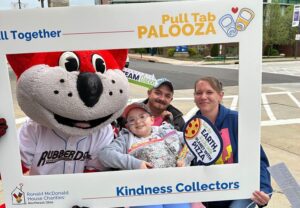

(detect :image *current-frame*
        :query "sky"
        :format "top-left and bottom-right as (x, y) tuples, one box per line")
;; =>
(0, 0), (95, 10)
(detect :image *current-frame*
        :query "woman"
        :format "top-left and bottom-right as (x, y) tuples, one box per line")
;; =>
(192, 77), (272, 208)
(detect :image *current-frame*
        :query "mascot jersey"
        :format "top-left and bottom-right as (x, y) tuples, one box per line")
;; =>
(6, 49), (129, 175)
(19, 119), (113, 175)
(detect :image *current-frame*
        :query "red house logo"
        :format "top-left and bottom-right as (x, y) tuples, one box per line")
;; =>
(11, 184), (26, 205)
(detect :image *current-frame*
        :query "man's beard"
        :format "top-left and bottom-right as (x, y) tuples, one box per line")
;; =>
(153, 99), (168, 109)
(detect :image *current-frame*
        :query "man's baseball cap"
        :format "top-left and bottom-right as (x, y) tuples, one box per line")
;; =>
(152, 78), (174, 93)
(122, 102), (152, 119)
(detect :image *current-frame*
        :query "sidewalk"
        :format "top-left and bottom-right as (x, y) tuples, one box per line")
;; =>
(129, 53), (300, 66)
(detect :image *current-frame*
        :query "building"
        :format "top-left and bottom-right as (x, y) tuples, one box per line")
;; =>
(264, 0), (300, 4)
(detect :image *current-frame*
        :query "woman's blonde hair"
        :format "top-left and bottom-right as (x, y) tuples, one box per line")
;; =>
(194, 76), (223, 93)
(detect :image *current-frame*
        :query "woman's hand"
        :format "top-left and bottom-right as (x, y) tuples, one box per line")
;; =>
(251, 190), (270, 206)
(0, 118), (8, 137)
(139, 161), (153, 169)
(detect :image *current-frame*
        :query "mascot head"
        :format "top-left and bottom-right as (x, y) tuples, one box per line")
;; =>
(7, 49), (129, 136)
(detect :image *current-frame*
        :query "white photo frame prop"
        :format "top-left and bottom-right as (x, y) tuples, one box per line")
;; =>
(0, 1), (262, 207)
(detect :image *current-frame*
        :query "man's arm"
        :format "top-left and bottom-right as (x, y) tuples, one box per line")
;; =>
(167, 105), (186, 131)
(174, 116), (186, 131)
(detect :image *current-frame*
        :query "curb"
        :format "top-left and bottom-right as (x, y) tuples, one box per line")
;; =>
(129, 55), (160, 63)
(129, 54), (300, 66)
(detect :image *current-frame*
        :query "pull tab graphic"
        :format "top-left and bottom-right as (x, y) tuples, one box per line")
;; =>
(236, 8), (255, 31)
(219, 14), (238, 37)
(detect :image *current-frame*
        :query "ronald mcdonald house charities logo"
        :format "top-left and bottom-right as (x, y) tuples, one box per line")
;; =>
(10, 183), (69, 205)
(11, 183), (26, 205)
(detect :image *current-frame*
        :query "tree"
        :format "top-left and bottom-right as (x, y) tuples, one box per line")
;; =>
(134, 48), (147, 58)
(210, 44), (219, 57)
(263, 4), (289, 56)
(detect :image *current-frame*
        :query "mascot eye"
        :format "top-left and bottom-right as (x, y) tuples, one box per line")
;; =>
(92, 54), (106, 73)
(59, 52), (79, 72)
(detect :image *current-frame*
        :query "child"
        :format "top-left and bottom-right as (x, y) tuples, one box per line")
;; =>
(98, 102), (192, 170)
(99, 102), (197, 208)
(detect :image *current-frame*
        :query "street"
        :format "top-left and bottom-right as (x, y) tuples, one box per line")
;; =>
(130, 59), (300, 89)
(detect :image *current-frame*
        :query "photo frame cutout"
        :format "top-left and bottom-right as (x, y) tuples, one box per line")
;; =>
(0, 0), (262, 207)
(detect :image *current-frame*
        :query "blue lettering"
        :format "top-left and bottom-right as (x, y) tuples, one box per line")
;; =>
(0, 31), (9, 40)
(9, 29), (62, 41)
(234, 182), (240, 189)
(176, 183), (185, 192)
(153, 187), (160, 194)
(221, 182), (228, 189)
(116, 186), (125, 196)
(208, 183), (215, 190)
(201, 183), (208, 191)
(10, 30), (17, 39)
(166, 186), (173, 193)
(132, 73), (140, 80)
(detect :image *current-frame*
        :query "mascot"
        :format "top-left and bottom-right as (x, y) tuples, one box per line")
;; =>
(0, 49), (129, 207)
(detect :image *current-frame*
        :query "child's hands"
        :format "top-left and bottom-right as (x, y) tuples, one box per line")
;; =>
(0, 118), (8, 137)
(139, 161), (153, 169)
(176, 160), (185, 167)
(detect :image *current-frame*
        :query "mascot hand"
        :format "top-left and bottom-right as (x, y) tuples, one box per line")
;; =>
(0, 118), (8, 137)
